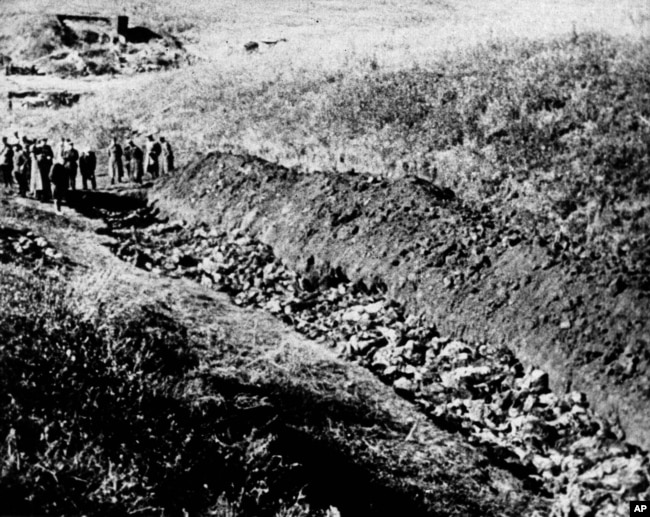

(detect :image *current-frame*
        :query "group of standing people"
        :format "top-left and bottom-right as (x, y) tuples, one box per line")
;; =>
(1, 132), (175, 212)
(1, 133), (97, 211)
(108, 135), (174, 185)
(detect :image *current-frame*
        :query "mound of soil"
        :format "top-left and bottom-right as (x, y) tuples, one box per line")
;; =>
(1, 15), (188, 77)
(152, 151), (650, 450)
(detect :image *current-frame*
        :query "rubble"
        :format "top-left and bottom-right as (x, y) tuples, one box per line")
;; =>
(0, 227), (65, 266)
(106, 211), (650, 516)
(5, 15), (189, 77)
(9, 90), (81, 109)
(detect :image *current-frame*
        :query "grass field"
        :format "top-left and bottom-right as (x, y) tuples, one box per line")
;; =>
(3, 1), (648, 272)
(2, 0), (648, 153)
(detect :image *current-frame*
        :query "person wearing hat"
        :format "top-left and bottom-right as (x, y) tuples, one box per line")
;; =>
(63, 140), (79, 190)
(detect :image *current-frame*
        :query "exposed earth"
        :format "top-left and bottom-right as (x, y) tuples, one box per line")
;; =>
(152, 151), (650, 452)
(0, 14), (189, 77)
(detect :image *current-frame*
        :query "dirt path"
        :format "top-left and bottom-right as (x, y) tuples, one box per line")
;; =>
(1, 194), (547, 516)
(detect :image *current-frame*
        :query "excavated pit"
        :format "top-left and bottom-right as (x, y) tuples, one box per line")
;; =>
(148, 151), (650, 452)
(4, 198), (551, 517)
(84, 181), (649, 517)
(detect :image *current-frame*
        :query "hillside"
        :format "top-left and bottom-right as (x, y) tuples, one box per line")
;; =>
(1, 0), (649, 515)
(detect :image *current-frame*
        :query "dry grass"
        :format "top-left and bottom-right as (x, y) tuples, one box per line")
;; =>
(1, 1), (648, 258)
(2, 0), (647, 139)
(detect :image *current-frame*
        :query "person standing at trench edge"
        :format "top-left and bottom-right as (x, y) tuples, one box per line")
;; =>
(13, 144), (29, 197)
(129, 140), (144, 183)
(37, 138), (53, 201)
(63, 140), (79, 191)
(108, 136), (124, 185)
(144, 135), (161, 179)
(160, 136), (174, 175)
(0, 137), (14, 192)
(123, 140), (133, 181)
(49, 161), (68, 212)
(79, 148), (97, 190)
(28, 143), (42, 199)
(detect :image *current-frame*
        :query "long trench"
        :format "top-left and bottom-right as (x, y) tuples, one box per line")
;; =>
(82, 190), (649, 517)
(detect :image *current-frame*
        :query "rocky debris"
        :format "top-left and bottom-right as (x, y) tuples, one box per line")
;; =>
(6, 15), (189, 78)
(155, 151), (650, 453)
(9, 90), (81, 109)
(31, 41), (187, 77)
(4, 63), (41, 75)
(107, 211), (650, 516)
(0, 226), (65, 267)
(244, 39), (288, 53)
(244, 41), (259, 53)
(126, 42), (187, 74)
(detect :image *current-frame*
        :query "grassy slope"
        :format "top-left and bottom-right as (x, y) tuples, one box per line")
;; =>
(7, 31), (650, 285)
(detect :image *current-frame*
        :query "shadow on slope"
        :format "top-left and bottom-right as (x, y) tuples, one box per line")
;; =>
(0, 267), (497, 517)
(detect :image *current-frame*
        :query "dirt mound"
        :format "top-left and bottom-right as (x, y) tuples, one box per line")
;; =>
(0, 14), (188, 76)
(151, 151), (650, 451)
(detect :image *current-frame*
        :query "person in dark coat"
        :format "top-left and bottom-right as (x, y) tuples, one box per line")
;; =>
(108, 137), (124, 185)
(37, 138), (53, 201)
(129, 141), (144, 183)
(12, 144), (29, 197)
(49, 162), (68, 212)
(160, 136), (174, 175)
(123, 141), (133, 181)
(79, 149), (97, 190)
(1, 137), (14, 191)
(62, 140), (80, 190)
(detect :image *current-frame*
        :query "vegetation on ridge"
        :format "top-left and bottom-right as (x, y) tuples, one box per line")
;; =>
(0, 269), (312, 516)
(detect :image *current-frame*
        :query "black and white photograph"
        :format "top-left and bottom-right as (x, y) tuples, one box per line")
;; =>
(0, 1), (649, 515)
